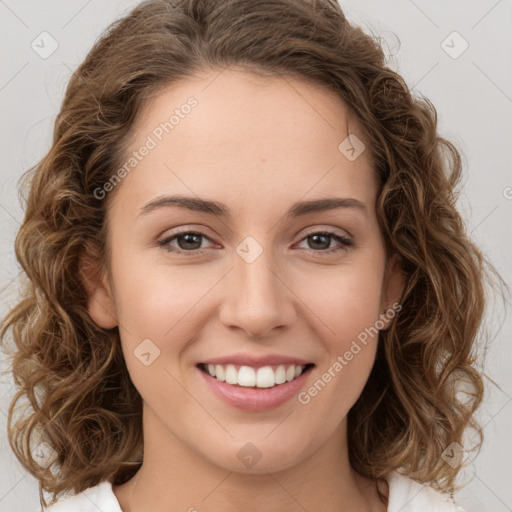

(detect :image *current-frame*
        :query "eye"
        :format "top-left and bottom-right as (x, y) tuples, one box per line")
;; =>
(157, 230), (215, 255)
(295, 230), (353, 255)
(157, 229), (353, 256)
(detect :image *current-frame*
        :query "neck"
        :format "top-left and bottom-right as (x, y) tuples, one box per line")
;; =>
(113, 405), (388, 512)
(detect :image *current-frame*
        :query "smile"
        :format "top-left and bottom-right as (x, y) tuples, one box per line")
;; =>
(196, 362), (315, 412)
(198, 362), (315, 389)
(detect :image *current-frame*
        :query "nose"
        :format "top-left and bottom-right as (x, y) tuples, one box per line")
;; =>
(218, 246), (296, 339)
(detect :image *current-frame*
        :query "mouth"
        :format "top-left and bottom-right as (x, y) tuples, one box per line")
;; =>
(197, 362), (315, 389)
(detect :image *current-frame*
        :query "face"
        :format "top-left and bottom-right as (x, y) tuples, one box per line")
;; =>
(84, 67), (404, 474)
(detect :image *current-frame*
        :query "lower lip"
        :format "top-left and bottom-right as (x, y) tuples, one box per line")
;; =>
(197, 365), (314, 412)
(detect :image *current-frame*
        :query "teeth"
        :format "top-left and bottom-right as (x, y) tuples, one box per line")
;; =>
(204, 363), (308, 388)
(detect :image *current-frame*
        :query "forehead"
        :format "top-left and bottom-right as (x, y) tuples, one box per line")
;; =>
(109, 67), (377, 218)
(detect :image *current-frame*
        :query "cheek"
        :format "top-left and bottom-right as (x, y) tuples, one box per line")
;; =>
(111, 250), (204, 330)
(296, 268), (384, 421)
(303, 262), (385, 343)
(113, 247), (385, 348)
(110, 258), (221, 391)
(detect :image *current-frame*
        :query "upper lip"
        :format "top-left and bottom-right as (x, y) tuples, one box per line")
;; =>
(199, 353), (313, 368)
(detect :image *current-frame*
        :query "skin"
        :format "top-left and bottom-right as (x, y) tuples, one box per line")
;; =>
(82, 67), (405, 512)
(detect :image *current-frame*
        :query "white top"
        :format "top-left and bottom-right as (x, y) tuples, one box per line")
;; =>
(40, 470), (465, 511)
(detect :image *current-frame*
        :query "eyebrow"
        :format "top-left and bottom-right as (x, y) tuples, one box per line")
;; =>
(138, 194), (368, 219)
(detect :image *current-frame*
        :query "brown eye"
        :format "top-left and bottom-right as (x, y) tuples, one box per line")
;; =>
(157, 230), (214, 254)
(296, 231), (353, 255)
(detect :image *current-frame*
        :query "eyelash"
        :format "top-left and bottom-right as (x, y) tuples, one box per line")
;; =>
(157, 229), (353, 256)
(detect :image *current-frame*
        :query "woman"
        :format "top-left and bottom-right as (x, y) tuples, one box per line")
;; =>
(1, 0), (499, 510)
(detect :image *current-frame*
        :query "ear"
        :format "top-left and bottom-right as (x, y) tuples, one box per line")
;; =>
(379, 253), (407, 330)
(79, 247), (118, 329)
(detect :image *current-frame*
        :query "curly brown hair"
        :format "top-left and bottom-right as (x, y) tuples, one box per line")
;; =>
(0, 0), (505, 508)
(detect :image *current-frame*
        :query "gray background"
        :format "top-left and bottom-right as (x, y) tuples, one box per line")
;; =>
(1, 1), (511, 511)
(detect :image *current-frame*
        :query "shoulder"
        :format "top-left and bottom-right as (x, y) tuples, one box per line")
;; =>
(42, 480), (122, 512)
(387, 470), (466, 512)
